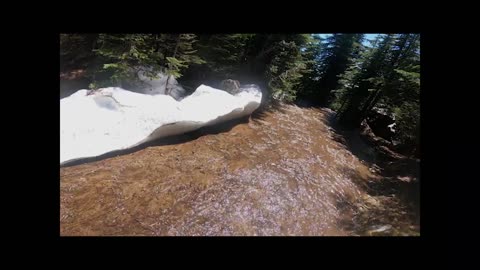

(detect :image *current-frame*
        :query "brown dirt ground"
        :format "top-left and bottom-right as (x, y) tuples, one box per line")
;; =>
(60, 104), (419, 236)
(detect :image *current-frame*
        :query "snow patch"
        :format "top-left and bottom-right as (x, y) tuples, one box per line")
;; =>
(60, 84), (262, 165)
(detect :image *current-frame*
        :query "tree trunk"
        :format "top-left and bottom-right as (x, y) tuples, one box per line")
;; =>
(334, 96), (349, 120)
(172, 35), (180, 59)
(154, 34), (160, 53)
(165, 34), (181, 95)
(359, 88), (383, 120)
(366, 90), (383, 113)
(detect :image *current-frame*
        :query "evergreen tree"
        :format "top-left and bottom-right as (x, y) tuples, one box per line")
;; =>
(60, 34), (98, 71)
(382, 34), (420, 153)
(334, 33), (420, 155)
(190, 34), (311, 102)
(89, 34), (204, 89)
(203, 34), (251, 76)
(265, 36), (309, 102)
(315, 34), (364, 105)
(162, 34), (205, 94)
(335, 34), (396, 127)
(296, 34), (323, 100)
(183, 34), (253, 85)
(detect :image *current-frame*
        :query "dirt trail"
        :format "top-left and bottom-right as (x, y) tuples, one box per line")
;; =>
(60, 104), (419, 236)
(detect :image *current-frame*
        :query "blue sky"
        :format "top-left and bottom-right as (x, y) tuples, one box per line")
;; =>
(318, 33), (380, 46)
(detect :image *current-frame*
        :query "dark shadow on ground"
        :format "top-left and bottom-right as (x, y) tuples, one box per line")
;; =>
(61, 100), (294, 168)
(61, 115), (251, 168)
(317, 109), (420, 235)
(334, 167), (420, 236)
(294, 98), (324, 109)
(251, 100), (289, 122)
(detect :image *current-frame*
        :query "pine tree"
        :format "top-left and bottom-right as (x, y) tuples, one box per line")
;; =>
(335, 34), (395, 127)
(296, 34), (323, 100)
(188, 34), (311, 102)
(334, 33), (420, 155)
(188, 34), (253, 82)
(315, 34), (364, 105)
(163, 34), (205, 95)
(90, 34), (163, 88)
(87, 34), (205, 90)
(60, 34), (98, 71)
(264, 35), (309, 101)
(383, 34), (420, 153)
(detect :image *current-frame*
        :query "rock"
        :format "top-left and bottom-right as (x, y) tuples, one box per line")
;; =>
(366, 108), (396, 141)
(220, 79), (241, 94)
(363, 195), (381, 207)
(367, 224), (393, 235)
(135, 70), (186, 100)
(397, 176), (414, 182)
(369, 164), (382, 173)
(360, 120), (393, 148)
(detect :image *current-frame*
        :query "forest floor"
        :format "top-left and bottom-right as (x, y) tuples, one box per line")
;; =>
(60, 102), (420, 236)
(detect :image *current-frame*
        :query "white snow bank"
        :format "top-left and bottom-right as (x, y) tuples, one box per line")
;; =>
(60, 84), (262, 165)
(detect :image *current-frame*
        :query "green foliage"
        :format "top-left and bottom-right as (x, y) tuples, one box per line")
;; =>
(387, 64), (420, 146)
(193, 34), (253, 78)
(84, 34), (206, 89)
(166, 57), (187, 78)
(184, 33), (311, 102)
(393, 101), (419, 146)
(60, 34), (97, 70)
(306, 34), (365, 105)
(332, 33), (420, 153)
(333, 34), (395, 124)
(90, 34), (161, 87)
(265, 39), (308, 102)
(170, 34), (206, 68)
(297, 34), (323, 99)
